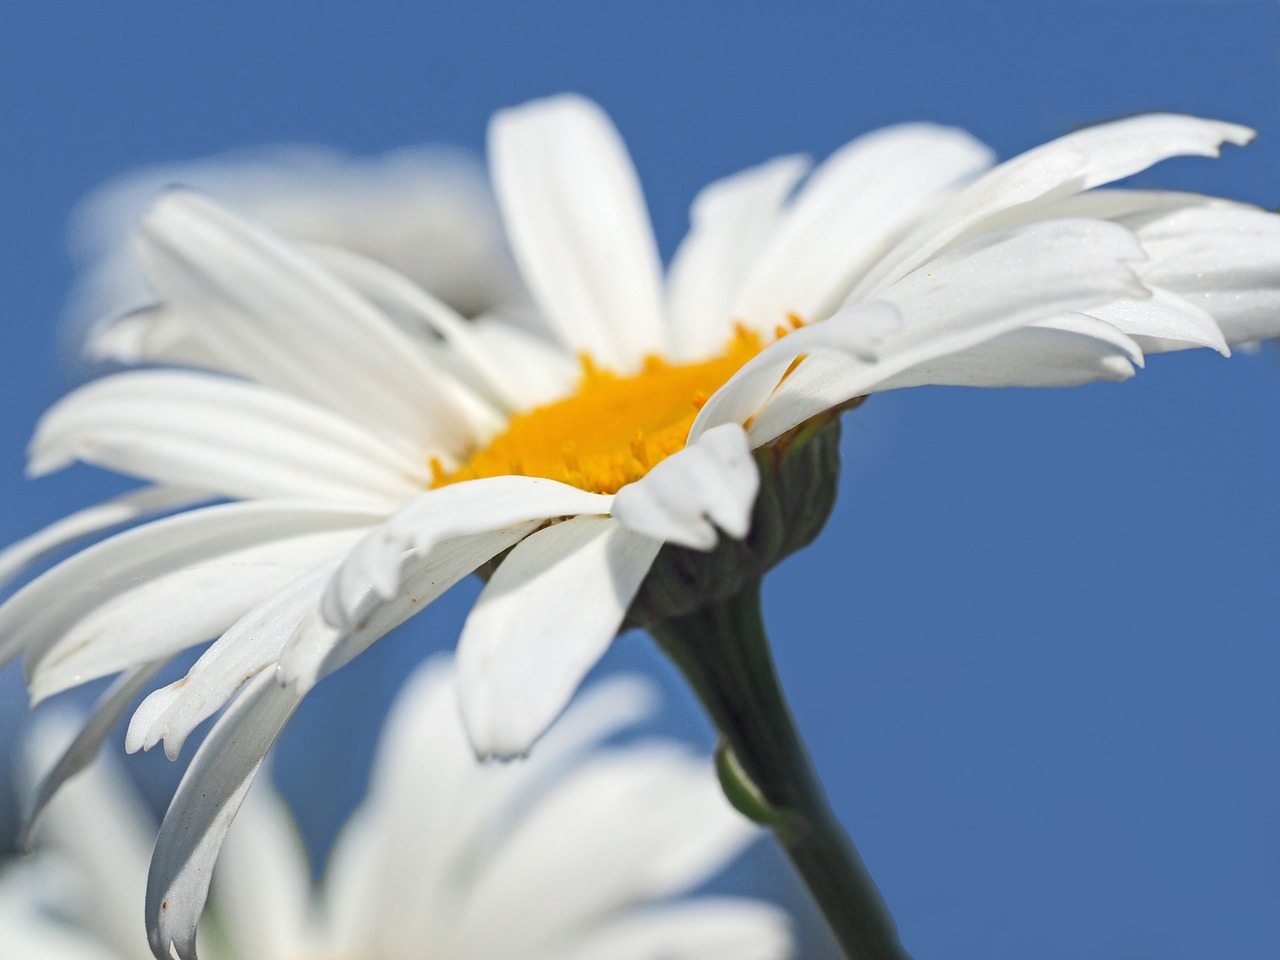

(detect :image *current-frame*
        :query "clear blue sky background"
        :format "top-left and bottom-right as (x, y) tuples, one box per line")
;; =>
(1, 3), (1278, 958)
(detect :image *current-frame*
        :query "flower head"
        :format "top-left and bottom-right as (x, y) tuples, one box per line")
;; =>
(9, 659), (792, 960)
(3, 94), (1278, 955)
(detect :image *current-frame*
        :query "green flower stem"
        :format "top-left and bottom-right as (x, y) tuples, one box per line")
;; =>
(650, 578), (910, 960)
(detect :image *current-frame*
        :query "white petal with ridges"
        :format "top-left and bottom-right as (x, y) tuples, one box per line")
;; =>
(489, 94), (667, 370)
(457, 515), (661, 759)
(0, 486), (207, 589)
(1085, 287), (1229, 355)
(137, 190), (501, 453)
(699, 219), (1149, 446)
(0, 500), (381, 674)
(733, 123), (994, 330)
(146, 672), (301, 960)
(666, 155), (811, 360)
(282, 525), (537, 695)
(873, 316), (1142, 390)
(853, 113), (1253, 298)
(323, 477), (612, 629)
(126, 558), (340, 760)
(29, 526), (367, 705)
(30, 370), (429, 505)
(612, 423), (759, 549)
(1125, 203), (1280, 344)
(687, 301), (904, 444)
(212, 778), (314, 960)
(303, 243), (534, 412)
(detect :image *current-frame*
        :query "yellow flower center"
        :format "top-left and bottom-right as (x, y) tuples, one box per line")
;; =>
(436, 324), (791, 494)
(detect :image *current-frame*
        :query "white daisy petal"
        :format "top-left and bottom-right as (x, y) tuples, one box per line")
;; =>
(1084, 287), (1229, 356)
(0, 910), (123, 960)
(550, 900), (793, 960)
(854, 113), (1253, 297)
(212, 778), (313, 960)
(699, 218), (1149, 446)
(282, 525), (537, 695)
(0, 500), (380, 678)
(467, 314), (581, 410)
(324, 477), (612, 628)
(734, 123), (994, 330)
(88, 287), (223, 368)
(490, 94), (667, 369)
(29, 370), (429, 505)
(666, 155), (811, 360)
(20, 719), (155, 960)
(972, 186), (1226, 226)
(455, 748), (758, 952)
(21, 661), (165, 850)
(0, 485), (208, 589)
(136, 190), (502, 453)
(28, 526), (368, 706)
(126, 557), (343, 760)
(688, 301), (904, 444)
(875, 315), (1142, 390)
(324, 661), (660, 955)
(1124, 203), (1280, 345)
(146, 671), (301, 960)
(303, 243), (532, 412)
(457, 515), (662, 759)
(612, 422), (759, 549)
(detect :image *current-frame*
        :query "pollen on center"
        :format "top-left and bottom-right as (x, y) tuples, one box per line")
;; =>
(435, 324), (788, 494)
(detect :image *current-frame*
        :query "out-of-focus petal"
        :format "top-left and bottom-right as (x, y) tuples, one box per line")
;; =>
(733, 123), (993, 330)
(22, 662), (165, 848)
(667, 155), (811, 360)
(550, 900), (794, 960)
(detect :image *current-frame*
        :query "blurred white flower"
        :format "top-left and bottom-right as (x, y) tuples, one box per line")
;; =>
(63, 143), (527, 360)
(4, 659), (792, 960)
(2, 93), (1279, 956)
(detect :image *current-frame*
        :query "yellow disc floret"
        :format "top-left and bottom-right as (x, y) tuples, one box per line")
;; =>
(437, 326), (770, 494)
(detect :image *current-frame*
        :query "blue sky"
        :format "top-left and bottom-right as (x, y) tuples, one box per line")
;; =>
(1, 3), (1278, 958)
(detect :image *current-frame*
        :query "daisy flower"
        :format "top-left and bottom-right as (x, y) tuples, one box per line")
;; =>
(2, 93), (1278, 957)
(6, 658), (792, 960)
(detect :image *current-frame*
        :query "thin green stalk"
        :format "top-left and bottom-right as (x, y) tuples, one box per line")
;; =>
(650, 579), (909, 960)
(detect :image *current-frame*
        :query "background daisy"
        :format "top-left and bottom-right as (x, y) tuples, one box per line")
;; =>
(7, 659), (791, 960)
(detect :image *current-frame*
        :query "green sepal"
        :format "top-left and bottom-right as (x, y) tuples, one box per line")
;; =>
(715, 739), (784, 826)
(625, 407), (848, 630)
